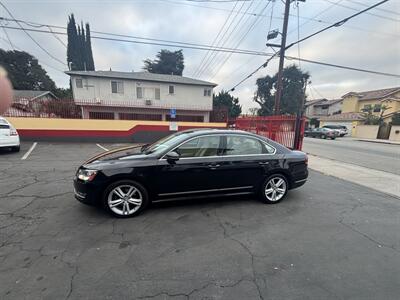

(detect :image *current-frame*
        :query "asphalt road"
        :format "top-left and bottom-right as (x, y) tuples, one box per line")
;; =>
(303, 137), (400, 175)
(1, 142), (400, 300)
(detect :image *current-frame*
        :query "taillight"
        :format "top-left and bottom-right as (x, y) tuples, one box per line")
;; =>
(10, 128), (18, 136)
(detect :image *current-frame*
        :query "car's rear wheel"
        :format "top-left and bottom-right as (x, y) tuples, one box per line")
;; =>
(321, 134), (326, 139)
(260, 174), (288, 204)
(103, 180), (149, 218)
(11, 146), (20, 152)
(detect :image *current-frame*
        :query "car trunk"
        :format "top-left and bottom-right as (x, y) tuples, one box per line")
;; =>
(0, 124), (11, 139)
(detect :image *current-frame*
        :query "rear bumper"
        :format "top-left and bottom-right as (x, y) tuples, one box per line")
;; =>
(291, 178), (307, 189)
(0, 136), (20, 147)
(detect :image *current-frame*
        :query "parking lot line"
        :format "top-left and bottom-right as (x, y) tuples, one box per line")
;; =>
(21, 142), (38, 160)
(96, 143), (109, 151)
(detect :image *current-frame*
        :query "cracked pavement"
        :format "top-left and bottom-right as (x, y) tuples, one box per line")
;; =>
(1, 142), (400, 299)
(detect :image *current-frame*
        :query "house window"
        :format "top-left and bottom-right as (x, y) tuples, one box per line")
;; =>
(136, 87), (143, 99)
(373, 104), (381, 112)
(75, 78), (83, 88)
(363, 104), (372, 111)
(166, 115), (204, 122)
(111, 81), (124, 94)
(169, 85), (175, 94)
(204, 88), (212, 97)
(155, 88), (161, 100)
(88, 111), (115, 120)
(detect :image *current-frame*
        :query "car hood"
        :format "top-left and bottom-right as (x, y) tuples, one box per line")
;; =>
(82, 144), (152, 169)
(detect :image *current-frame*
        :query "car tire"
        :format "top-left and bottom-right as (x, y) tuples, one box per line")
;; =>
(103, 180), (149, 218)
(260, 174), (289, 204)
(11, 146), (20, 152)
(321, 134), (326, 139)
(330, 137), (336, 140)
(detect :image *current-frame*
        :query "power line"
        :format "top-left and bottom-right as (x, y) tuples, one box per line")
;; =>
(1, 24), (274, 57)
(195, 0), (251, 78)
(322, 0), (398, 22)
(0, 20), (14, 50)
(287, 0), (344, 37)
(0, 1), (66, 66)
(0, 36), (65, 73)
(343, 0), (400, 16)
(209, 0), (272, 80)
(285, 55), (400, 78)
(285, 0), (390, 51)
(191, 0), (239, 77)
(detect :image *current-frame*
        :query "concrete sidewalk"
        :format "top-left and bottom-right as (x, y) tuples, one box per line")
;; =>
(308, 154), (400, 198)
(355, 138), (400, 145)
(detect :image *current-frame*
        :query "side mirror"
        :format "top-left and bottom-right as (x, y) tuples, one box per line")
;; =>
(165, 151), (180, 163)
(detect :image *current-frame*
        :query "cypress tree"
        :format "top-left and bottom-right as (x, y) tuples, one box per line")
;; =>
(85, 23), (95, 70)
(67, 14), (95, 71)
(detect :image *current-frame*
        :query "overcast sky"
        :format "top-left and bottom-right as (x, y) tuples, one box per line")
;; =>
(1, 0), (399, 111)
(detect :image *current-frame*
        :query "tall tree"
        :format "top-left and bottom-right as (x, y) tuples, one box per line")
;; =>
(143, 50), (184, 75)
(254, 65), (310, 115)
(67, 14), (95, 71)
(213, 90), (242, 118)
(0, 49), (56, 91)
(85, 23), (95, 70)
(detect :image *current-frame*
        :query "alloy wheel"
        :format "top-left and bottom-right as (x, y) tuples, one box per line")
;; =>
(107, 184), (143, 216)
(265, 177), (287, 202)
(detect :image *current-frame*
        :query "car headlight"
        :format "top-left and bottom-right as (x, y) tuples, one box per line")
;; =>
(77, 169), (98, 182)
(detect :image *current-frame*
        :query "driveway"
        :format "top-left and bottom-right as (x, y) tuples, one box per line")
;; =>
(1, 142), (399, 299)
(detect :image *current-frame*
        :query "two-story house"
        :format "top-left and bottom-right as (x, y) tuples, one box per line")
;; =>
(319, 86), (400, 136)
(341, 87), (400, 120)
(304, 98), (342, 118)
(66, 70), (217, 122)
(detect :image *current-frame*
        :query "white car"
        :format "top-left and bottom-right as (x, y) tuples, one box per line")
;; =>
(0, 117), (20, 152)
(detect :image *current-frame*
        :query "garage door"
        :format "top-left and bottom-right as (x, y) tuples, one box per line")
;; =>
(323, 122), (353, 136)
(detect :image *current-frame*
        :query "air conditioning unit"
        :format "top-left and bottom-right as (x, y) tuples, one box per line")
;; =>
(145, 100), (152, 106)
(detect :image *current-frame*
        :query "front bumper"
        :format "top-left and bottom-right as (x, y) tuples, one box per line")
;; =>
(73, 177), (103, 206)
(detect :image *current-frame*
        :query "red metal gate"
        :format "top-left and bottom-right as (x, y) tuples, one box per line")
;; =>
(234, 115), (305, 150)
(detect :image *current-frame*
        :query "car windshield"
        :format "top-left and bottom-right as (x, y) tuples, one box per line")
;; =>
(143, 131), (195, 154)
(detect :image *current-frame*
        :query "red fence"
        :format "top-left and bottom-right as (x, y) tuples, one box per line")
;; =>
(235, 115), (305, 150)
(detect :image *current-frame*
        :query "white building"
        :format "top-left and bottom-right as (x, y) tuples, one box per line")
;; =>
(66, 70), (217, 122)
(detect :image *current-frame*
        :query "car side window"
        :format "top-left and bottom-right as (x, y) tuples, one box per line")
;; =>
(224, 136), (267, 155)
(174, 136), (220, 158)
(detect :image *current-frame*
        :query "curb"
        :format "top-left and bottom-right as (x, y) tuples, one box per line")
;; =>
(356, 139), (400, 146)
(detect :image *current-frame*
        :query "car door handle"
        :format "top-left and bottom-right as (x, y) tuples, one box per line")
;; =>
(259, 162), (270, 165)
(208, 164), (220, 169)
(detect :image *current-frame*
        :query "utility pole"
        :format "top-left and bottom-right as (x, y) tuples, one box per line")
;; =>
(273, 0), (291, 115)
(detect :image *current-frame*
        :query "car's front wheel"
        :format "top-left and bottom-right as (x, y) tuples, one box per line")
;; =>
(260, 174), (288, 204)
(103, 180), (149, 218)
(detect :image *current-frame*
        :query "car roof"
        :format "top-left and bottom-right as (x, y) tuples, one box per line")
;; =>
(179, 128), (260, 137)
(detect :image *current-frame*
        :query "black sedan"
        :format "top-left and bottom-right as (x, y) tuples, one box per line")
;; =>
(74, 129), (308, 217)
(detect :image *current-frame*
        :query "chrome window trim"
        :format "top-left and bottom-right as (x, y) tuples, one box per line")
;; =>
(159, 133), (276, 160)
(158, 185), (253, 196)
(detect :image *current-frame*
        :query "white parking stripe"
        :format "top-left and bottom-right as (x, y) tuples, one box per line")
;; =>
(96, 143), (109, 151)
(21, 142), (37, 160)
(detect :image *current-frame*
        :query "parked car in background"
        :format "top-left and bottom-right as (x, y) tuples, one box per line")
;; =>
(0, 117), (20, 152)
(74, 129), (308, 217)
(304, 127), (337, 139)
(322, 125), (348, 137)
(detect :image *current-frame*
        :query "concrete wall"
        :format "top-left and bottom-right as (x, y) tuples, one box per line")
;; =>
(354, 125), (379, 139)
(389, 125), (400, 142)
(71, 75), (213, 111)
